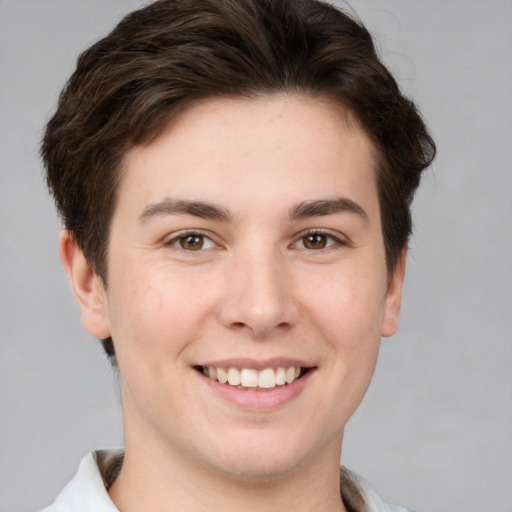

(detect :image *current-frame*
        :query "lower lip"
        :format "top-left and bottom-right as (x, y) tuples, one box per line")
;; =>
(197, 370), (315, 412)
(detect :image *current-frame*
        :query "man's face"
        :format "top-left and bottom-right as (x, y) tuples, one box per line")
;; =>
(80, 95), (404, 479)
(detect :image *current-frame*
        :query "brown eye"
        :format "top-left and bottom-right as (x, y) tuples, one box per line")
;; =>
(167, 232), (216, 252)
(179, 234), (204, 250)
(302, 233), (328, 249)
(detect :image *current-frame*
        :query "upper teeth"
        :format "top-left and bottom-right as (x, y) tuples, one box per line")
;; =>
(202, 366), (302, 389)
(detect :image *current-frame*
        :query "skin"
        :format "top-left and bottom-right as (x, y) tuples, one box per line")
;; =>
(60, 95), (405, 512)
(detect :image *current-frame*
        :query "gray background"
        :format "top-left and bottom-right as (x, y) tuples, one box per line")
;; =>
(1, 1), (511, 511)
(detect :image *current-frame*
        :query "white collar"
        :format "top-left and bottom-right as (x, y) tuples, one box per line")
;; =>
(40, 450), (120, 511)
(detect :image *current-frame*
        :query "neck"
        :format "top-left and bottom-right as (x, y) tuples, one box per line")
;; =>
(108, 431), (347, 512)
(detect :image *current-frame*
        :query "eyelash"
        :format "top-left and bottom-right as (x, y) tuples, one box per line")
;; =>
(164, 229), (346, 253)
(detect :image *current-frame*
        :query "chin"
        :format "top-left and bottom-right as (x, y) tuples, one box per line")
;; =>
(201, 430), (316, 483)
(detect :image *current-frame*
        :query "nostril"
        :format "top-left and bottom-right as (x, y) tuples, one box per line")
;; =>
(228, 321), (252, 333)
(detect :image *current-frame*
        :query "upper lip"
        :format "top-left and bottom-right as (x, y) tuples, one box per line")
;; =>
(196, 357), (314, 371)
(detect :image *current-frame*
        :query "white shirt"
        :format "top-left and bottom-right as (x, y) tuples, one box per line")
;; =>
(40, 450), (414, 512)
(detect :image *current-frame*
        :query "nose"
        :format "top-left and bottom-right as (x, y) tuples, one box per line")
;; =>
(217, 249), (299, 338)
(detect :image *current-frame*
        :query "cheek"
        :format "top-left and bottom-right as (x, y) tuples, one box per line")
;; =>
(305, 269), (387, 347)
(107, 265), (219, 361)
(296, 276), (383, 433)
(302, 267), (386, 400)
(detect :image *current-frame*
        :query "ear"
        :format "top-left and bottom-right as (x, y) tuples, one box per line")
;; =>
(59, 230), (111, 339)
(381, 249), (407, 338)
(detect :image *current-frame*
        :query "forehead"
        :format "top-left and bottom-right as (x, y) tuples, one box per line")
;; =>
(117, 94), (379, 220)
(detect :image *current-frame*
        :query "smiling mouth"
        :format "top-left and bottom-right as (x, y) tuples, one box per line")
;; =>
(194, 365), (311, 391)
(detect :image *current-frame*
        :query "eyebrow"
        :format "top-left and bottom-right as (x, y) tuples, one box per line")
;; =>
(138, 198), (231, 223)
(289, 198), (369, 222)
(138, 197), (368, 224)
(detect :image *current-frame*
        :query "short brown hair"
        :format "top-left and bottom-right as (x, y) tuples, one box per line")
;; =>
(42, 0), (435, 359)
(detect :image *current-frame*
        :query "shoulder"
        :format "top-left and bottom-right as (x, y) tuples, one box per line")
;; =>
(340, 466), (416, 512)
(39, 450), (122, 512)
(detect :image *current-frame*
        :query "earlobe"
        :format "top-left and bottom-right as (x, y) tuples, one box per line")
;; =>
(58, 230), (111, 339)
(381, 249), (407, 338)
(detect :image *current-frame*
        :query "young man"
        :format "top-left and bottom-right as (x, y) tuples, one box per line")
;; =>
(40, 0), (435, 510)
